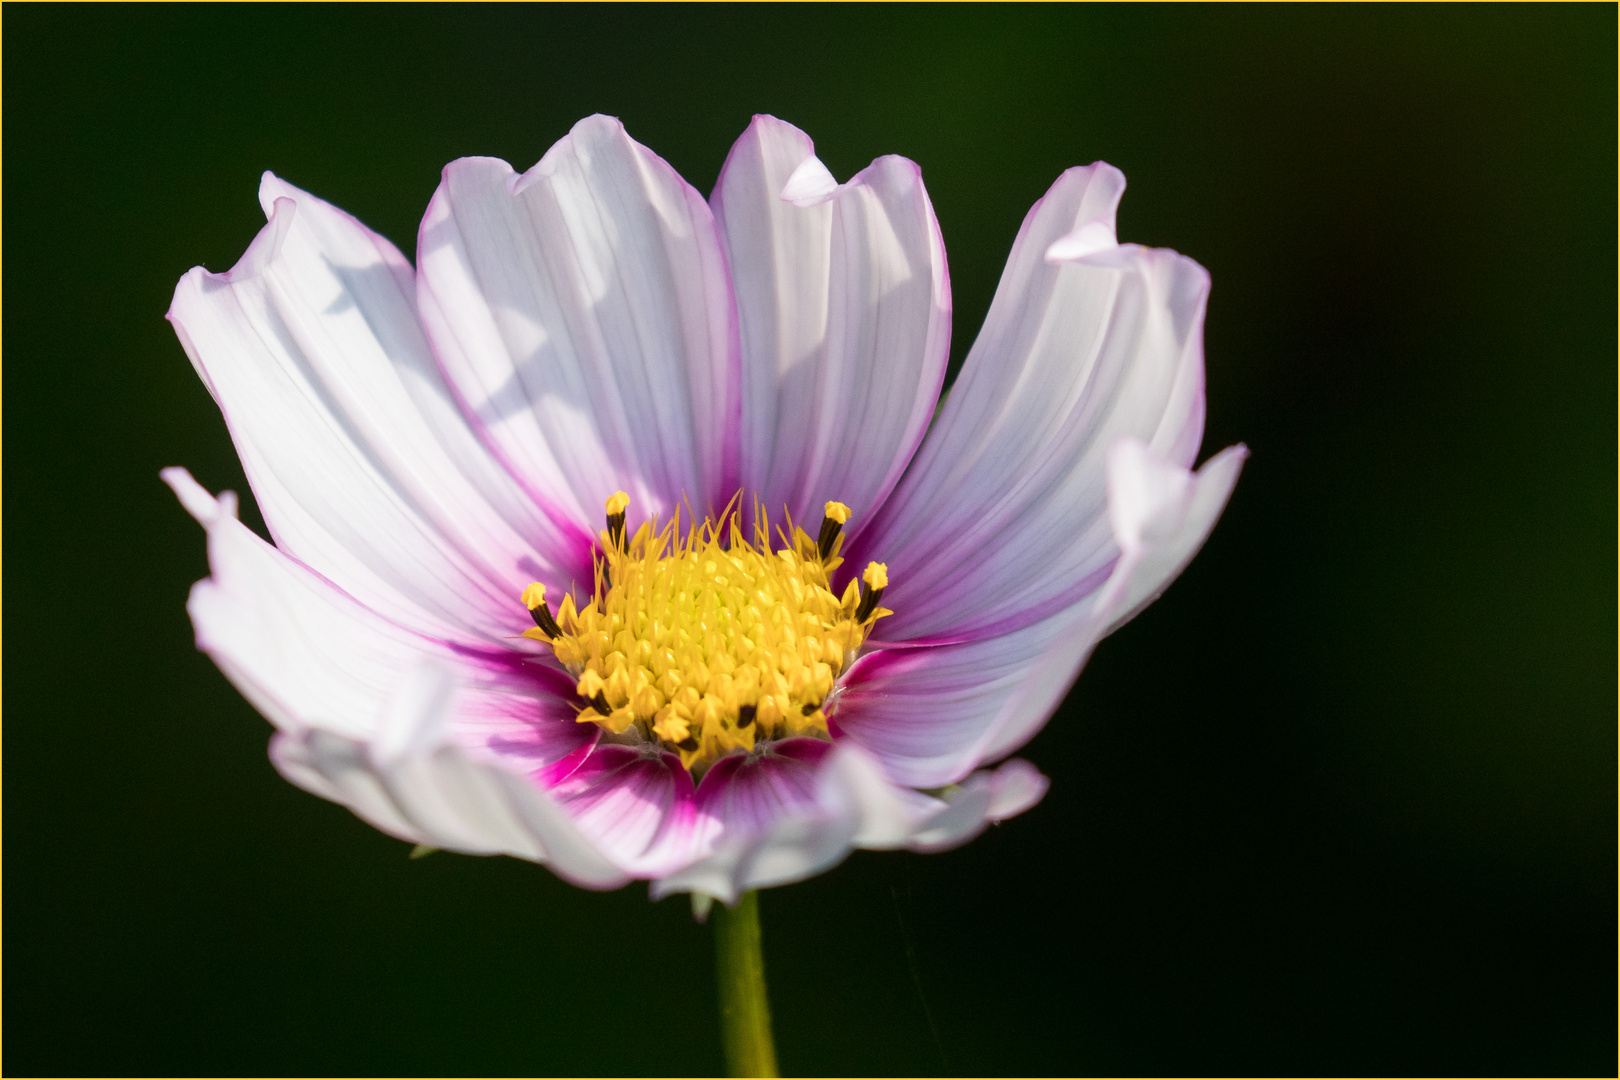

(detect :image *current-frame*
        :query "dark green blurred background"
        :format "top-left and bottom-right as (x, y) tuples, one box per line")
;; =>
(6, 5), (1614, 1075)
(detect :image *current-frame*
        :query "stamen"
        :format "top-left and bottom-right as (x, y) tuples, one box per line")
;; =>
(856, 561), (888, 623)
(520, 582), (564, 640)
(604, 490), (630, 551)
(520, 498), (893, 772)
(817, 500), (851, 561)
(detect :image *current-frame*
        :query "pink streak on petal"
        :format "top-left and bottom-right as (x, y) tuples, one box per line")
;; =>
(549, 744), (696, 871)
(695, 739), (832, 834)
(834, 613), (1073, 788)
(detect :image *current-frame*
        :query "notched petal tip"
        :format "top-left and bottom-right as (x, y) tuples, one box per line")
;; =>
(1040, 160), (1128, 263)
(780, 153), (840, 207)
(518, 113), (633, 192)
(257, 170), (296, 219)
(1044, 219), (1118, 262)
(179, 196), (298, 300)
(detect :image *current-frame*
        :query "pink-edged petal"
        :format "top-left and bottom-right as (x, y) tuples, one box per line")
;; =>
(712, 116), (950, 535)
(269, 663), (628, 889)
(165, 481), (625, 889)
(417, 114), (740, 533)
(835, 437), (1246, 783)
(168, 176), (588, 648)
(163, 467), (593, 768)
(849, 163), (1210, 645)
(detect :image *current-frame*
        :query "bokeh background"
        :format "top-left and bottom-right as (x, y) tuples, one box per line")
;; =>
(6, 5), (1614, 1075)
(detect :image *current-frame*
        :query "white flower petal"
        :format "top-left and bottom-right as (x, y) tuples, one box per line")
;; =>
(850, 162), (1210, 645)
(904, 758), (1048, 853)
(649, 740), (933, 903)
(649, 803), (855, 906)
(270, 729), (429, 843)
(168, 467), (444, 740)
(712, 118), (829, 512)
(835, 613), (1075, 787)
(971, 438), (1248, 765)
(164, 485), (628, 887)
(416, 114), (739, 529)
(835, 739), (943, 848)
(270, 722), (629, 890)
(713, 116), (950, 533)
(904, 779), (995, 852)
(168, 176), (584, 647)
(985, 758), (1050, 821)
(1093, 436), (1250, 635)
(164, 467), (592, 760)
(837, 438), (1245, 780)
(646, 741), (1044, 901)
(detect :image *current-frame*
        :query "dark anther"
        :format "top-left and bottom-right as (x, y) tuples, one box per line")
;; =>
(856, 582), (885, 623)
(591, 691), (611, 715)
(737, 704), (757, 729)
(677, 736), (700, 752)
(816, 502), (851, 560)
(529, 601), (564, 640)
(604, 492), (631, 554)
(816, 516), (842, 561)
(802, 701), (818, 716)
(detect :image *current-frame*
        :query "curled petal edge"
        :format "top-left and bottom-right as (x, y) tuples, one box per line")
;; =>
(269, 663), (630, 891)
(780, 152), (842, 206)
(650, 744), (1049, 904)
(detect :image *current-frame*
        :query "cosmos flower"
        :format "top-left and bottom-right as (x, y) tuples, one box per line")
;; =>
(164, 114), (1245, 903)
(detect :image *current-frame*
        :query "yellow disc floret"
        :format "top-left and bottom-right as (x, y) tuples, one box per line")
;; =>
(521, 494), (892, 772)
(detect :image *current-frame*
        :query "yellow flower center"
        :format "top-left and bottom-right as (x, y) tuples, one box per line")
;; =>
(521, 495), (891, 773)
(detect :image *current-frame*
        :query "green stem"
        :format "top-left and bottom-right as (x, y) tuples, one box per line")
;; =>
(713, 890), (779, 1077)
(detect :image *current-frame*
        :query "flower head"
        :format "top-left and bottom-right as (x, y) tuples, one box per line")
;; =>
(164, 114), (1245, 902)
